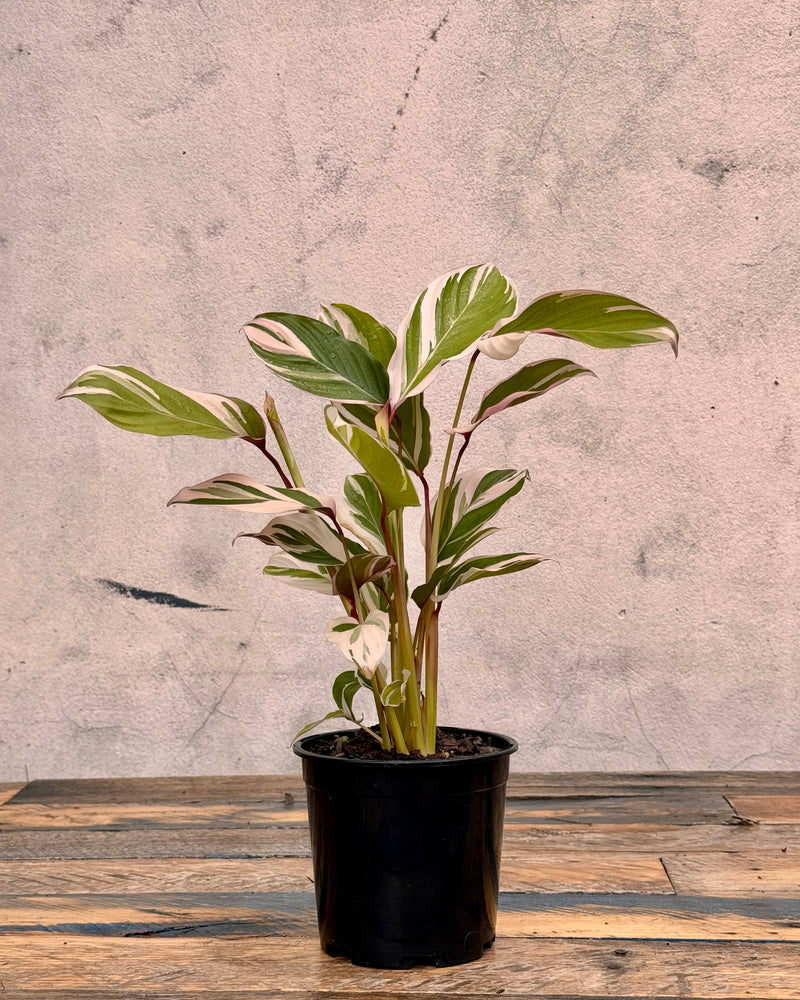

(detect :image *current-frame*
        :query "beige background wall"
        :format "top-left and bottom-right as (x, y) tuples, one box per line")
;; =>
(2, 0), (798, 779)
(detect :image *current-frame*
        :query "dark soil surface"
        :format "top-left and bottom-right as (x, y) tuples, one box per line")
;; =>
(303, 728), (500, 761)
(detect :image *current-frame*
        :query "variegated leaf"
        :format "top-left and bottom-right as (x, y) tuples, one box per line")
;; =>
(326, 406), (419, 510)
(325, 610), (390, 678)
(412, 552), (547, 605)
(333, 393), (431, 476)
(263, 552), (334, 595)
(293, 709), (347, 742)
(388, 264), (517, 405)
(381, 669), (411, 708)
(236, 510), (348, 565)
(332, 554), (395, 602)
(478, 291), (679, 360)
(341, 474), (386, 554)
(167, 474), (336, 516)
(318, 303), (396, 367)
(453, 359), (595, 436)
(58, 366), (265, 440)
(435, 468), (528, 565)
(245, 312), (389, 404)
(332, 670), (366, 720)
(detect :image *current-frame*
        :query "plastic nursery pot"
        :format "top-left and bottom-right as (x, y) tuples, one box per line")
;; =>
(293, 726), (518, 969)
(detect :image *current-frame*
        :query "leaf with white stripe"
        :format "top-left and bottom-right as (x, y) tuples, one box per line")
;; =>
(245, 312), (389, 404)
(333, 394), (431, 476)
(235, 510), (349, 565)
(412, 552), (547, 605)
(341, 474), (386, 553)
(167, 474), (336, 516)
(453, 359), (595, 435)
(58, 366), (265, 440)
(326, 406), (419, 510)
(263, 553), (334, 595)
(478, 291), (679, 360)
(388, 264), (517, 405)
(326, 611), (390, 678)
(319, 303), (396, 367)
(435, 468), (528, 566)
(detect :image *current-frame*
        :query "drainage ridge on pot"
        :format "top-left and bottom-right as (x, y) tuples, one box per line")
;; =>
(294, 727), (518, 969)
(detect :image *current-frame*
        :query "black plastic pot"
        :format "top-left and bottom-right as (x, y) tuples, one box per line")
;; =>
(293, 726), (517, 969)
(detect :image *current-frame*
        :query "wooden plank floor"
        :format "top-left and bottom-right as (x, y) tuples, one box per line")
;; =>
(0, 773), (799, 998)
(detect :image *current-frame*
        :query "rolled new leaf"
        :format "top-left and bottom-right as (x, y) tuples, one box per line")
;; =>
(334, 392), (431, 476)
(388, 264), (517, 405)
(167, 474), (336, 516)
(245, 312), (389, 404)
(479, 291), (679, 360)
(58, 366), (265, 440)
(453, 359), (595, 436)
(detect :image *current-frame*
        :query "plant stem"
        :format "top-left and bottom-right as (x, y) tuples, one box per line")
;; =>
(428, 350), (480, 574)
(247, 438), (292, 488)
(369, 674), (391, 749)
(423, 605), (440, 754)
(263, 393), (305, 488)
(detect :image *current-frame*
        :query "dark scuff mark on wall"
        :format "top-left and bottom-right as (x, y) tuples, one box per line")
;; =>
(97, 578), (228, 611)
(691, 157), (736, 186)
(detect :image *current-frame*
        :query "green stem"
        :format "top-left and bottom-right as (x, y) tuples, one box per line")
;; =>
(369, 674), (391, 749)
(263, 393), (305, 488)
(428, 350), (480, 575)
(423, 605), (440, 754)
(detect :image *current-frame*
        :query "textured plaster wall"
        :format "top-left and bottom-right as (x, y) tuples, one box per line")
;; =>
(2, 0), (798, 779)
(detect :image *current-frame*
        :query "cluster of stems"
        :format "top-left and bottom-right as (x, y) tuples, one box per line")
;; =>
(259, 355), (480, 756)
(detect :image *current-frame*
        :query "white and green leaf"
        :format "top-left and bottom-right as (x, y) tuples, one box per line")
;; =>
(413, 552), (547, 605)
(236, 510), (348, 565)
(332, 392), (431, 477)
(453, 359), (595, 436)
(58, 366), (265, 440)
(388, 264), (517, 405)
(478, 291), (679, 360)
(380, 669), (411, 708)
(325, 610), (390, 678)
(263, 552), (334, 595)
(325, 406), (419, 510)
(341, 474), (386, 553)
(245, 312), (389, 404)
(167, 474), (336, 516)
(318, 303), (396, 367)
(332, 554), (395, 603)
(434, 468), (528, 565)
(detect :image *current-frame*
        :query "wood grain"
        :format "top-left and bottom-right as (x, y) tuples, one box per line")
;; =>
(662, 851), (800, 897)
(728, 795), (800, 824)
(0, 783), (25, 806)
(1, 935), (798, 997)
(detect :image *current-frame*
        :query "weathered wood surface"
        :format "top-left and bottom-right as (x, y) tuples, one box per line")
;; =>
(2, 772), (800, 998)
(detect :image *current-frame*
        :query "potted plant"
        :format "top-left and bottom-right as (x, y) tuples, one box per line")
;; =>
(59, 264), (678, 968)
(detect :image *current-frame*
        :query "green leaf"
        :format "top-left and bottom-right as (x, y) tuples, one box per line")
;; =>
(454, 359), (595, 436)
(262, 553), (334, 595)
(412, 552), (547, 605)
(292, 709), (346, 742)
(332, 669), (365, 720)
(435, 468), (528, 565)
(167, 474), (336, 515)
(342, 474), (386, 553)
(333, 393), (431, 477)
(388, 264), (517, 405)
(479, 291), (679, 360)
(236, 510), (349, 565)
(380, 670), (411, 708)
(325, 611), (390, 677)
(332, 554), (395, 602)
(246, 312), (389, 404)
(319, 303), (396, 367)
(325, 406), (419, 510)
(58, 366), (265, 440)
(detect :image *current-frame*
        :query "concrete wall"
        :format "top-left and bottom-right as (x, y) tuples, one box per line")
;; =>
(3, 0), (798, 779)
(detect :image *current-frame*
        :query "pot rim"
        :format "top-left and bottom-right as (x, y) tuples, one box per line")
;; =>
(293, 725), (518, 766)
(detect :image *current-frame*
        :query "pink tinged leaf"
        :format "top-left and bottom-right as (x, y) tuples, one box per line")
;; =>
(166, 473), (336, 516)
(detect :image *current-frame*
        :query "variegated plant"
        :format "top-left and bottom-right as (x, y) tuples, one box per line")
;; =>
(60, 266), (678, 755)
